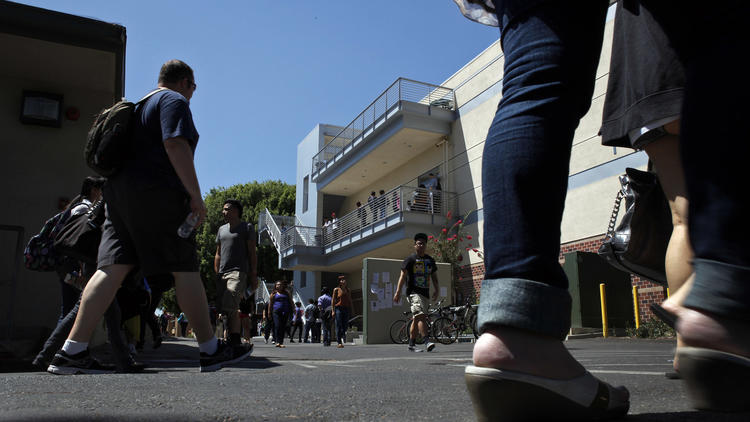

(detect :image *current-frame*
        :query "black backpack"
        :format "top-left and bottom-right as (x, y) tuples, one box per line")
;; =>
(312, 304), (321, 320)
(84, 88), (166, 176)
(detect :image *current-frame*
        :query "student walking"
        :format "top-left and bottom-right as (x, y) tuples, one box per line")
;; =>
(332, 276), (352, 348)
(48, 60), (251, 375)
(393, 233), (439, 352)
(268, 281), (293, 348)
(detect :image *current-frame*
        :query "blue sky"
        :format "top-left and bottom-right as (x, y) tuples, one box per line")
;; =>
(20, 1), (499, 193)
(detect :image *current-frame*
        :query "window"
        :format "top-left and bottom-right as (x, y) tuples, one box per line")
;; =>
(303, 176), (309, 212)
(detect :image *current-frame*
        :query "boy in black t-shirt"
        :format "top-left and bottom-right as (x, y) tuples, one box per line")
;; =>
(394, 233), (439, 352)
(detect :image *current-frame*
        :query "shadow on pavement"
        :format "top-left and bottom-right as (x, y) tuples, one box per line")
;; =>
(629, 411), (750, 421)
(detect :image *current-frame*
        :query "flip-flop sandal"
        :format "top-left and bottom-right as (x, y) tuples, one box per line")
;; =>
(465, 365), (629, 422)
(677, 347), (750, 412)
(649, 303), (677, 329)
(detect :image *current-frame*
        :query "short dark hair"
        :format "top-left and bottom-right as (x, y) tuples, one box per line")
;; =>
(308, 298), (314, 304)
(223, 199), (243, 218)
(158, 59), (194, 85)
(295, 301), (302, 307)
(321, 287), (330, 295)
(379, 190), (385, 195)
(80, 176), (105, 197)
(414, 233), (428, 243)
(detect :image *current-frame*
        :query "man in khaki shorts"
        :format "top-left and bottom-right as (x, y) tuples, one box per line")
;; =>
(394, 233), (439, 352)
(215, 199), (258, 346)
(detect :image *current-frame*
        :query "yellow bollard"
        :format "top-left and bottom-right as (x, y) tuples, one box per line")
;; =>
(600, 283), (608, 338)
(632, 286), (640, 330)
(666, 287), (670, 298)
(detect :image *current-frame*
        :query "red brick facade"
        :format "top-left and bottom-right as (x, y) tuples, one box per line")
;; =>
(457, 234), (666, 321)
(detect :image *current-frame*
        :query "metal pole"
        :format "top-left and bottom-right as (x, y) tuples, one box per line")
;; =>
(600, 283), (608, 338)
(632, 285), (640, 330)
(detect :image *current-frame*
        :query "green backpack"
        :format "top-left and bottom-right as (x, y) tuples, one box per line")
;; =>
(84, 88), (166, 176)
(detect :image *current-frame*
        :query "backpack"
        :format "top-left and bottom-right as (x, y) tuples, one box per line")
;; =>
(53, 200), (105, 264)
(312, 304), (321, 320)
(84, 88), (166, 176)
(23, 209), (71, 271)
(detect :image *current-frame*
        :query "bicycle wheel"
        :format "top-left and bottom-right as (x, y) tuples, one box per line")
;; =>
(432, 317), (457, 344)
(389, 319), (408, 344)
(468, 311), (479, 339)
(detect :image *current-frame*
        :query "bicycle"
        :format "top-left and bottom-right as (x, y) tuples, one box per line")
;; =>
(388, 299), (453, 344)
(432, 301), (479, 344)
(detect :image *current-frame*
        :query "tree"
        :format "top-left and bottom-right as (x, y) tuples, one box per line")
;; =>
(427, 210), (481, 304)
(193, 180), (295, 304)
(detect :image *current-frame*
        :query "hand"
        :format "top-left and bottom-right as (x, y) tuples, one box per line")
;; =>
(189, 195), (207, 227)
(393, 292), (400, 304)
(432, 290), (439, 301)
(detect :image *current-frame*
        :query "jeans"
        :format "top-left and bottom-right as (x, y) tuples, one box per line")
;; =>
(34, 294), (131, 369)
(321, 317), (331, 345)
(335, 307), (350, 345)
(303, 320), (313, 341)
(479, 0), (750, 340)
(290, 320), (303, 342)
(58, 277), (80, 323)
(272, 310), (288, 345)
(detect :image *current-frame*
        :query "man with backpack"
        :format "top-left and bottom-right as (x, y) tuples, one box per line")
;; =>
(48, 60), (251, 375)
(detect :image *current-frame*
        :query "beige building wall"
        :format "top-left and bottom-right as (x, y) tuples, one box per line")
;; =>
(0, 31), (120, 339)
(431, 5), (638, 266)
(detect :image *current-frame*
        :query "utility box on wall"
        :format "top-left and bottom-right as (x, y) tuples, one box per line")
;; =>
(562, 251), (634, 330)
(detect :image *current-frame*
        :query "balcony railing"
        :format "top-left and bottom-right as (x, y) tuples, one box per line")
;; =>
(311, 78), (456, 175)
(273, 185), (457, 254)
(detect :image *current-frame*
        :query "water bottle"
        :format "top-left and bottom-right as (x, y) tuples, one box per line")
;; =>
(177, 212), (199, 238)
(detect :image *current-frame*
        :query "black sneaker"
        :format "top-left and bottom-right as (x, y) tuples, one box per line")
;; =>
(408, 345), (424, 353)
(200, 340), (253, 373)
(47, 349), (115, 375)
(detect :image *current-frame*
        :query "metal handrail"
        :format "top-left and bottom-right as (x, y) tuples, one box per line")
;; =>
(319, 185), (457, 248)
(311, 78), (456, 174)
(267, 186), (457, 255)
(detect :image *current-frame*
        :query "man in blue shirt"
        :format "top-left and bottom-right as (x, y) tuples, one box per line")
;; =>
(317, 287), (333, 346)
(48, 60), (251, 375)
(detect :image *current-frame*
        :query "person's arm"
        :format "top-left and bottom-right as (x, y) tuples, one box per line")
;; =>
(164, 137), (206, 226)
(332, 288), (339, 317)
(214, 245), (221, 274)
(268, 294), (274, 318)
(247, 227), (258, 291)
(393, 270), (407, 303)
(431, 270), (439, 301)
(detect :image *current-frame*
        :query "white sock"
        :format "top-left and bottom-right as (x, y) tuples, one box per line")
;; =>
(199, 337), (218, 355)
(62, 339), (88, 355)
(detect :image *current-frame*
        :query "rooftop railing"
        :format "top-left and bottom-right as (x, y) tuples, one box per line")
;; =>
(311, 78), (456, 174)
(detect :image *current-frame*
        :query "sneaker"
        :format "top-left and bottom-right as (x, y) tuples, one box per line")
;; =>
(337, 343), (344, 348)
(425, 342), (436, 352)
(200, 340), (253, 373)
(117, 356), (146, 374)
(47, 349), (116, 375)
(264, 338), (269, 344)
(408, 345), (424, 353)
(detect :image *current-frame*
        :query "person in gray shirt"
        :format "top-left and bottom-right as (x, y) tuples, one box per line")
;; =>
(214, 199), (258, 346)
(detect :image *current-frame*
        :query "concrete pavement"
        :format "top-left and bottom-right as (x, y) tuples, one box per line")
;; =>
(1, 336), (748, 421)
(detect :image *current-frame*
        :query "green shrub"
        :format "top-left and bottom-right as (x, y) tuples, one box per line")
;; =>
(625, 317), (675, 338)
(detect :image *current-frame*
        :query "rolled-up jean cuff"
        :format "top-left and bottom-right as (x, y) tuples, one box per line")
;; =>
(683, 259), (750, 322)
(478, 278), (572, 340)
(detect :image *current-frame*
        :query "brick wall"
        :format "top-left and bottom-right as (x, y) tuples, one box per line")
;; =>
(457, 234), (667, 321)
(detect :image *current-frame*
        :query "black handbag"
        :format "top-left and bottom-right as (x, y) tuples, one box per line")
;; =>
(53, 200), (106, 264)
(597, 167), (672, 285)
